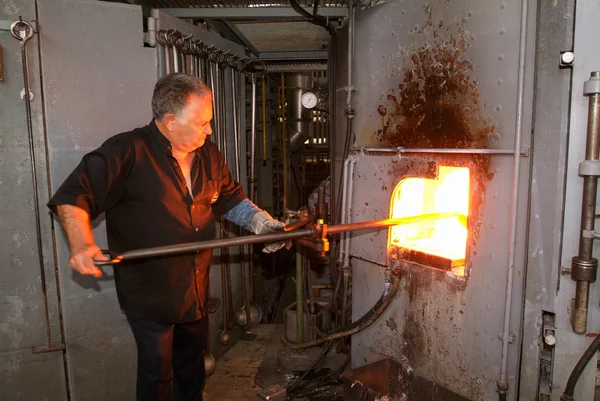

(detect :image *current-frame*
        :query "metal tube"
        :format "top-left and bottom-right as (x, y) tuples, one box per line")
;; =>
(281, 72), (288, 210)
(346, 0), (354, 112)
(572, 72), (600, 334)
(338, 157), (351, 265)
(343, 157), (358, 263)
(10, 19), (65, 353)
(296, 243), (304, 343)
(498, 0), (529, 395)
(231, 68), (240, 181)
(262, 69), (268, 163)
(219, 61), (228, 162)
(96, 213), (460, 265)
(250, 74), (257, 200)
(350, 147), (527, 156)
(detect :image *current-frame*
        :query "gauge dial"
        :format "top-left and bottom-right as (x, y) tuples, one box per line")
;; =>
(301, 91), (318, 109)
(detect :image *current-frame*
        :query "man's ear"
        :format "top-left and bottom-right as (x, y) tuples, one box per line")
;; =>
(163, 114), (177, 132)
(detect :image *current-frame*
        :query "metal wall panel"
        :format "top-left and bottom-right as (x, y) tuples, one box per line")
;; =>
(0, 0), (67, 399)
(37, 0), (156, 399)
(550, 0), (600, 399)
(345, 0), (537, 399)
(519, 0), (576, 399)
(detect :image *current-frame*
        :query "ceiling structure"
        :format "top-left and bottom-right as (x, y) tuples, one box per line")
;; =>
(107, 0), (384, 59)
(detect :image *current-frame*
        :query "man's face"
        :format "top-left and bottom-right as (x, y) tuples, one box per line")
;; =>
(170, 94), (213, 153)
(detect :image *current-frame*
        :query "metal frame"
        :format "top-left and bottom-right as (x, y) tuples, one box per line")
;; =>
(160, 7), (348, 19)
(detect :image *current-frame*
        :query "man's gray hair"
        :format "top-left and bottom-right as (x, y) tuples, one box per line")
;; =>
(151, 73), (212, 121)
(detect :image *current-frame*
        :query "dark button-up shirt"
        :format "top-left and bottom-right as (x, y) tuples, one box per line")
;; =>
(48, 120), (245, 323)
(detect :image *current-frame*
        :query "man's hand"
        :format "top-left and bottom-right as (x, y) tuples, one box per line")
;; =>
(69, 244), (107, 277)
(250, 211), (292, 253)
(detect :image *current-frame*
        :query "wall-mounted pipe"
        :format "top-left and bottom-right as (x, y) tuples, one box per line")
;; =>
(249, 74), (257, 201)
(571, 71), (600, 334)
(497, 0), (529, 397)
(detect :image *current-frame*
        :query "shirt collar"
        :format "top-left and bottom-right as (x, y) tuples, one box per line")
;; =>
(149, 119), (173, 155)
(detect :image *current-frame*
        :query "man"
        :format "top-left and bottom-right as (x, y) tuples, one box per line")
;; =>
(48, 73), (286, 401)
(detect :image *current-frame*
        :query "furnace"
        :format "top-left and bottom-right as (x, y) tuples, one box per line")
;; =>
(389, 165), (470, 276)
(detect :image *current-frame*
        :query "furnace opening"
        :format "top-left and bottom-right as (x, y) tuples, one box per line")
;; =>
(389, 166), (470, 276)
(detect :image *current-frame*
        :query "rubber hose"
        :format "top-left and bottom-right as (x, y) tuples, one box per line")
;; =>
(281, 272), (400, 349)
(560, 332), (600, 400)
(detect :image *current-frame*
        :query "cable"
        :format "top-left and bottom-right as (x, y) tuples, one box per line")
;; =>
(560, 332), (600, 401)
(281, 271), (400, 349)
(285, 341), (334, 397)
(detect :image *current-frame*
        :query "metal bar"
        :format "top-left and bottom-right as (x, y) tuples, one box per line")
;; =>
(250, 74), (257, 201)
(350, 147), (529, 156)
(253, 51), (328, 61)
(572, 72), (600, 334)
(296, 243), (304, 343)
(281, 72), (289, 210)
(498, 0), (530, 395)
(160, 7), (348, 19)
(97, 213), (461, 264)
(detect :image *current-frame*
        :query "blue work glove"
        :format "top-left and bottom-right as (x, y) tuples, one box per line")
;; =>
(250, 211), (292, 253)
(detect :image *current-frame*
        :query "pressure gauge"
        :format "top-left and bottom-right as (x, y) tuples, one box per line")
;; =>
(301, 91), (318, 109)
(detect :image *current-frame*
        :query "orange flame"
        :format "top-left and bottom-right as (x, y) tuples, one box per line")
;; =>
(389, 166), (470, 276)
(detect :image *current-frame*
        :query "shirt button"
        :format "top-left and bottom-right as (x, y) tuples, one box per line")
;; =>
(195, 228), (199, 232)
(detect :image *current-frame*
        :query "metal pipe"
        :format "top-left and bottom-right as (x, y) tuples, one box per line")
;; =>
(262, 69), (268, 163)
(343, 157), (358, 262)
(281, 72), (288, 210)
(346, 0), (354, 113)
(337, 157), (352, 265)
(250, 74), (257, 201)
(350, 147), (527, 156)
(231, 67), (240, 181)
(296, 243), (304, 343)
(497, 0), (529, 396)
(96, 213), (459, 265)
(571, 71), (600, 334)
(11, 19), (65, 354)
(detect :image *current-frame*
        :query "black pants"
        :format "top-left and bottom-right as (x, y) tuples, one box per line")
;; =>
(127, 314), (208, 401)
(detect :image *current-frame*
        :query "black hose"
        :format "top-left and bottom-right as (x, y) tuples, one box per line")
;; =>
(560, 333), (600, 401)
(281, 271), (400, 349)
(285, 341), (333, 397)
(289, 0), (335, 34)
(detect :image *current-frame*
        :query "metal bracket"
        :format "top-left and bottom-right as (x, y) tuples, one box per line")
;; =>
(578, 160), (600, 176)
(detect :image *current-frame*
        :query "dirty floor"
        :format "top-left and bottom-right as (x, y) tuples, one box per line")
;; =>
(203, 324), (345, 401)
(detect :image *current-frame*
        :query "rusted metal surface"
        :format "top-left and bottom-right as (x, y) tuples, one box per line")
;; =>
(342, 358), (469, 401)
(346, 0), (535, 398)
(374, 6), (494, 150)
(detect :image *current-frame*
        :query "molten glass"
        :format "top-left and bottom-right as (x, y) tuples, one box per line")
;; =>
(389, 166), (470, 275)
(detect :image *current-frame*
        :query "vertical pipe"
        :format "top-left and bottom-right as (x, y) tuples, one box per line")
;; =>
(497, 0), (529, 396)
(572, 72), (600, 334)
(296, 243), (304, 343)
(231, 68), (240, 181)
(250, 74), (257, 202)
(281, 72), (288, 211)
(338, 157), (351, 266)
(262, 70), (268, 163)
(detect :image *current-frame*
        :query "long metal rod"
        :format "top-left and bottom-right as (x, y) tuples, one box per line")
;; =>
(572, 72), (600, 334)
(11, 20), (65, 354)
(498, 0), (529, 395)
(250, 74), (257, 201)
(231, 68), (240, 181)
(350, 147), (527, 156)
(296, 243), (304, 343)
(97, 213), (460, 265)
(281, 72), (289, 210)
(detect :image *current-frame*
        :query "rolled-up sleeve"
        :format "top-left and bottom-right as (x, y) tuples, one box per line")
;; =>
(47, 134), (134, 220)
